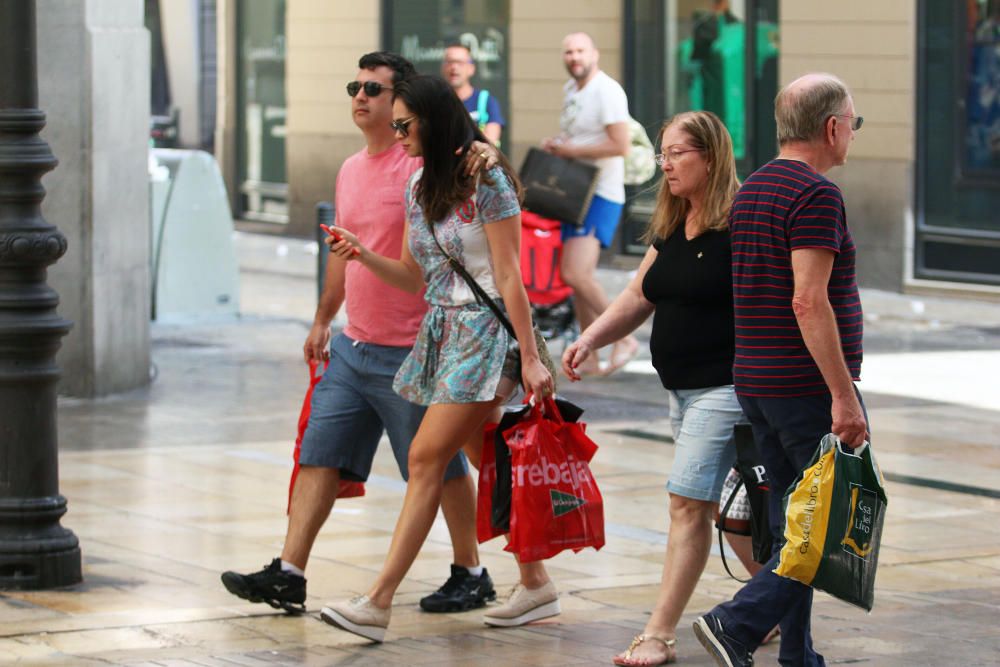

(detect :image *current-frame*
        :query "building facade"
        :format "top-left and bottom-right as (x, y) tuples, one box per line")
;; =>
(214, 0), (1000, 295)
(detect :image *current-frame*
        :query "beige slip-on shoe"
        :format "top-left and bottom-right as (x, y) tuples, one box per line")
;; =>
(483, 581), (560, 627)
(320, 595), (390, 643)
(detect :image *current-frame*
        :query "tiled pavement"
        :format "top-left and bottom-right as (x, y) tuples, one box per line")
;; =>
(3, 325), (998, 665)
(2, 234), (999, 665)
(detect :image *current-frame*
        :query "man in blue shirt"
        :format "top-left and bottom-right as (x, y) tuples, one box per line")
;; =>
(442, 44), (505, 144)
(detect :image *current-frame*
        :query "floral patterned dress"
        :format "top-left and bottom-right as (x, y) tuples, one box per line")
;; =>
(392, 166), (521, 405)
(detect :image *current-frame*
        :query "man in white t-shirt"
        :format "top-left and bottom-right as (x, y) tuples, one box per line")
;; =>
(542, 32), (640, 375)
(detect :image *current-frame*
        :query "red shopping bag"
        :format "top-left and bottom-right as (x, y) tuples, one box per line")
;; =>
(477, 422), (504, 543)
(288, 360), (364, 514)
(505, 398), (604, 562)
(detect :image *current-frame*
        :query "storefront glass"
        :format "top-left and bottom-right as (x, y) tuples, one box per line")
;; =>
(382, 0), (510, 141)
(622, 0), (778, 253)
(917, 0), (1000, 284)
(236, 0), (287, 223)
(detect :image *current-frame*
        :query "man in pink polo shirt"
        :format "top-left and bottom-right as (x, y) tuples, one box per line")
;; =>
(222, 52), (497, 615)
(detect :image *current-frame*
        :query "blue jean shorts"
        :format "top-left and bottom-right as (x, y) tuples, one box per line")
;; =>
(666, 384), (744, 502)
(299, 333), (469, 482)
(561, 193), (624, 248)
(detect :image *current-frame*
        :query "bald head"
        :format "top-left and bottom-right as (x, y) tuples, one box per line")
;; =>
(563, 31), (596, 50)
(562, 32), (599, 83)
(775, 73), (852, 145)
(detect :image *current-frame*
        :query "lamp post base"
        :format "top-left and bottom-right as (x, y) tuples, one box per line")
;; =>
(0, 496), (82, 590)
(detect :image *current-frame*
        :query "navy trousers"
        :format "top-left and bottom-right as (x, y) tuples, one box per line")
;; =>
(709, 389), (867, 667)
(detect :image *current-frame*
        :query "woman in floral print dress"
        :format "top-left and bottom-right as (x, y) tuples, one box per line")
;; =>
(320, 74), (559, 642)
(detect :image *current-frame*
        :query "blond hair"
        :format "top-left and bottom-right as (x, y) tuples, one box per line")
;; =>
(775, 74), (851, 145)
(643, 111), (739, 243)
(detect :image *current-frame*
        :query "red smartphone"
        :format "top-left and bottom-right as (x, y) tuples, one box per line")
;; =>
(319, 223), (343, 241)
(320, 224), (360, 256)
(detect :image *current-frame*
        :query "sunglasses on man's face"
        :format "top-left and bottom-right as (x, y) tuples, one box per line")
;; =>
(834, 114), (864, 131)
(390, 116), (416, 137)
(346, 80), (393, 98)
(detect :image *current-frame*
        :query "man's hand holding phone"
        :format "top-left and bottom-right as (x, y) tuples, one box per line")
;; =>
(321, 224), (362, 259)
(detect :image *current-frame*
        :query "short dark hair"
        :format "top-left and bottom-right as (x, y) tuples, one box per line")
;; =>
(357, 51), (416, 84)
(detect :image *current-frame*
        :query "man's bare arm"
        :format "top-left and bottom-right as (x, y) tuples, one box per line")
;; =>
(303, 254), (346, 362)
(547, 121), (629, 160)
(483, 122), (502, 145)
(791, 248), (868, 447)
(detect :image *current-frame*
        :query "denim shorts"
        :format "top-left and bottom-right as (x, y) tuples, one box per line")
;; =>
(561, 193), (624, 249)
(666, 384), (744, 502)
(299, 333), (469, 482)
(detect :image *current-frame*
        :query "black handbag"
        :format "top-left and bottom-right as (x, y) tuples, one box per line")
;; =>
(732, 422), (775, 565)
(717, 423), (775, 582)
(519, 147), (599, 227)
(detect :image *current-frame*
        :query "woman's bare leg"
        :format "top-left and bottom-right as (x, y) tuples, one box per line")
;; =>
(367, 400), (501, 609)
(515, 557), (551, 589)
(615, 493), (714, 664)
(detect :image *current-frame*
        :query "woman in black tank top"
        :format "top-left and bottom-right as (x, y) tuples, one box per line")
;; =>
(562, 111), (773, 666)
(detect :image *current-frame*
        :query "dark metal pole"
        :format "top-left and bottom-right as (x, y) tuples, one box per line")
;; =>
(0, 0), (81, 589)
(316, 201), (333, 302)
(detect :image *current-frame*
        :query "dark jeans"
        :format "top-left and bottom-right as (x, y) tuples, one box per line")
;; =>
(709, 389), (867, 667)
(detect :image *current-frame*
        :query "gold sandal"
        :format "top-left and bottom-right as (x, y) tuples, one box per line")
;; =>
(612, 634), (678, 666)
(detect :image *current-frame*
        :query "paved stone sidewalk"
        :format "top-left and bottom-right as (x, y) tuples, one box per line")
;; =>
(0, 316), (996, 665)
(2, 233), (998, 665)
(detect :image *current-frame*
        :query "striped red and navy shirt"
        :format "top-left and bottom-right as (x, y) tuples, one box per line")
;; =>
(730, 159), (863, 398)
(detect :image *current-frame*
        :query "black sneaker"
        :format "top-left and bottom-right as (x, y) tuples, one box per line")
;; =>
(693, 614), (754, 667)
(419, 564), (496, 613)
(221, 558), (307, 614)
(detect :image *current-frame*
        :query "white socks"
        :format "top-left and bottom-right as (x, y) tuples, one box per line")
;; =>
(280, 560), (305, 577)
(466, 565), (484, 577)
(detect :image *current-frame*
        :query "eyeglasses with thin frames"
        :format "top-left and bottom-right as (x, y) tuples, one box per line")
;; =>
(834, 114), (864, 131)
(390, 116), (417, 137)
(654, 148), (702, 166)
(346, 80), (393, 98)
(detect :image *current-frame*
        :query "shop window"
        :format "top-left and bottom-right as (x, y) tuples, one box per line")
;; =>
(622, 0), (779, 254)
(382, 0), (510, 142)
(917, 0), (1000, 285)
(236, 0), (287, 223)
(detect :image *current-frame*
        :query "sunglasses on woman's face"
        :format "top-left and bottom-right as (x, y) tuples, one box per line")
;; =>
(390, 116), (416, 137)
(346, 80), (393, 98)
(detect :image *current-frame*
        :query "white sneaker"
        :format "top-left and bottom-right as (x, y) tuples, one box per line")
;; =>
(320, 595), (390, 642)
(483, 581), (560, 627)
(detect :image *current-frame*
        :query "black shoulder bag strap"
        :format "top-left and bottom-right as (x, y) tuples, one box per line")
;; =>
(717, 476), (750, 583)
(427, 223), (516, 339)
(424, 186), (517, 340)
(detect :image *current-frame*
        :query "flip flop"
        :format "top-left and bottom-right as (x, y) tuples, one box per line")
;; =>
(612, 634), (677, 666)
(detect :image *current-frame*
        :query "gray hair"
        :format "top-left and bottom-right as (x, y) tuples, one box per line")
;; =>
(775, 74), (852, 145)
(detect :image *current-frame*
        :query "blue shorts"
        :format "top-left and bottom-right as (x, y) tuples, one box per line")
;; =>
(299, 333), (469, 482)
(561, 193), (624, 248)
(666, 384), (744, 502)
